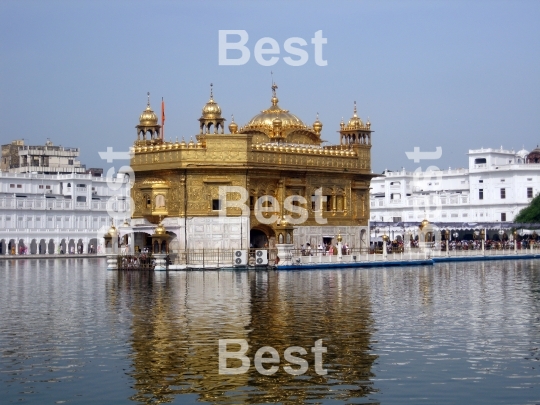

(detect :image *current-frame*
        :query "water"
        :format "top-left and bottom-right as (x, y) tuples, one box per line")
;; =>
(1, 258), (539, 404)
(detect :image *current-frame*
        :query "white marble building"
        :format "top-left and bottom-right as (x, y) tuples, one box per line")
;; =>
(0, 171), (130, 255)
(370, 146), (539, 225)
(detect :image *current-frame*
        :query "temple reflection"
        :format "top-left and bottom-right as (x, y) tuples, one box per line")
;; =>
(106, 270), (377, 404)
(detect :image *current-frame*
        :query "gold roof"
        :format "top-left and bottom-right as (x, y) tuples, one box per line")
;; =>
(139, 92), (158, 126)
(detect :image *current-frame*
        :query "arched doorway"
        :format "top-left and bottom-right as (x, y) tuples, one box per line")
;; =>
(48, 239), (55, 254)
(18, 239), (26, 255)
(30, 239), (38, 254)
(60, 239), (66, 254)
(39, 239), (46, 254)
(88, 238), (98, 254)
(68, 239), (76, 254)
(250, 228), (269, 248)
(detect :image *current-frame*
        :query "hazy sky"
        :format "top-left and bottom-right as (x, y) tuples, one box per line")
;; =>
(1, 0), (538, 174)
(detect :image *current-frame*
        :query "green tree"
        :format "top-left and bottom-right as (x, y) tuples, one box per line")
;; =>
(514, 194), (540, 223)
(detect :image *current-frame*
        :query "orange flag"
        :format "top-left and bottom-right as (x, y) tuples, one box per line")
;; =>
(161, 97), (165, 140)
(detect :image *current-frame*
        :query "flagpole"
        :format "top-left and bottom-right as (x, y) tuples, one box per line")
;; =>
(161, 97), (165, 140)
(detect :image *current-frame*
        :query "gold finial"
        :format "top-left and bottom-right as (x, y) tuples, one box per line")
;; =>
(210, 83), (213, 100)
(229, 114), (238, 134)
(147, 92), (150, 107)
(337, 230), (342, 243)
(353, 100), (357, 117)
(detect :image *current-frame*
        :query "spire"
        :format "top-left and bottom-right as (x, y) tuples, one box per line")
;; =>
(210, 83), (214, 100)
(147, 92), (150, 107)
(271, 82), (279, 106)
(353, 100), (357, 117)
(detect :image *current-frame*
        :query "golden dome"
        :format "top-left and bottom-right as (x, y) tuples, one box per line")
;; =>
(244, 96), (305, 130)
(139, 92), (158, 126)
(228, 115), (238, 134)
(419, 218), (430, 230)
(313, 113), (322, 135)
(154, 221), (167, 236)
(201, 84), (222, 119)
(106, 223), (117, 237)
(347, 101), (363, 128)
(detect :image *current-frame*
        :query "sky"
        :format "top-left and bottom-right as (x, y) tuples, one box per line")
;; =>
(1, 0), (539, 174)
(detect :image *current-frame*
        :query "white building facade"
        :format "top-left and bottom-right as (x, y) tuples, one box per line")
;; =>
(370, 147), (539, 225)
(0, 171), (129, 255)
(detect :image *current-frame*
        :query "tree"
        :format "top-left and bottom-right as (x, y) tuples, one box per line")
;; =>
(514, 194), (540, 223)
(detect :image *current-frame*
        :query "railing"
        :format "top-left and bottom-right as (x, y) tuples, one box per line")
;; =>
(117, 253), (155, 270)
(170, 248), (278, 268)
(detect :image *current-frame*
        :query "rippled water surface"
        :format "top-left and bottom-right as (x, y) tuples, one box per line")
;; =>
(1, 258), (540, 404)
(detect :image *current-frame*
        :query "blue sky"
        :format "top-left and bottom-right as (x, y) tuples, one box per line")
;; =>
(1, 0), (538, 174)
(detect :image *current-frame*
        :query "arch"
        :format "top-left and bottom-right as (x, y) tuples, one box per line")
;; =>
(47, 239), (55, 254)
(30, 239), (38, 254)
(8, 239), (15, 255)
(77, 238), (84, 254)
(250, 224), (276, 248)
(160, 240), (168, 253)
(68, 239), (75, 254)
(88, 238), (98, 254)
(0, 239), (5, 255)
(39, 239), (46, 254)
(155, 194), (166, 208)
(360, 229), (367, 250)
(18, 239), (26, 255)
(60, 239), (66, 254)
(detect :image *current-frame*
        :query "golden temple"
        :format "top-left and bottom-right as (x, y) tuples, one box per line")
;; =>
(129, 83), (375, 254)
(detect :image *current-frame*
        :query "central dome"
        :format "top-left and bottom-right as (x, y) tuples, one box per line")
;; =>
(238, 83), (321, 145)
(244, 96), (307, 130)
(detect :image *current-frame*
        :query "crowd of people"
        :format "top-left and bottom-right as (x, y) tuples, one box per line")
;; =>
(300, 242), (351, 256)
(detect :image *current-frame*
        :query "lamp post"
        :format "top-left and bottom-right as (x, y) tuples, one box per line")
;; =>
(382, 234), (389, 260)
(444, 229), (449, 257)
(498, 229), (505, 252)
(480, 229), (485, 254)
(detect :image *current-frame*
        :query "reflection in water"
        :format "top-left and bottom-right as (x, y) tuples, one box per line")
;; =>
(106, 270), (378, 404)
(2, 259), (540, 404)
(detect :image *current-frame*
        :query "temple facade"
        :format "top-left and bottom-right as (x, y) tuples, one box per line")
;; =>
(128, 84), (375, 254)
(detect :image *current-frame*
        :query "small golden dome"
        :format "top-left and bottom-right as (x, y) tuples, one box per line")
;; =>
(106, 223), (118, 237)
(139, 93), (158, 126)
(337, 231), (342, 243)
(419, 218), (430, 230)
(347, 101), (363, 128)
(228, 115), (238, 134)
(154, 221), (167, 236)
(313, 113), (323, 135)
(201, 83), (222, 118)
(273, 116), (283, 126)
